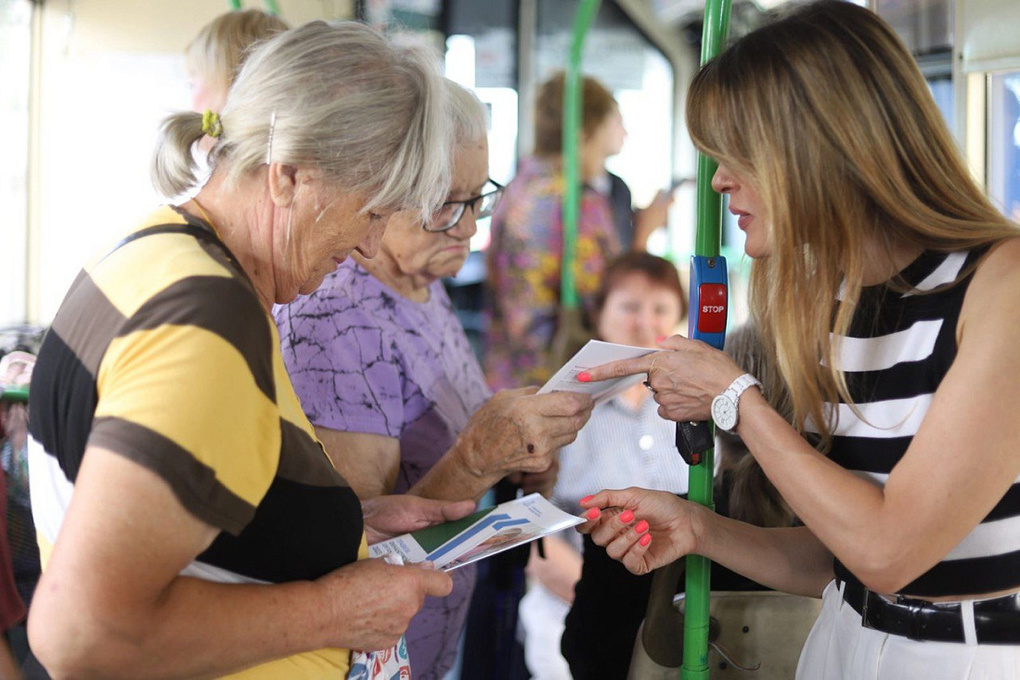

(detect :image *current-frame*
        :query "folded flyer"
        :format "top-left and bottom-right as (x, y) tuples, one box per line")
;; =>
(368, 493), (584, 571)
(538, 340), (657, 403)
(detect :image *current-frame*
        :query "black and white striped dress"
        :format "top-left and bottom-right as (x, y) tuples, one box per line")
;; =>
(807, 247), (1020, 597)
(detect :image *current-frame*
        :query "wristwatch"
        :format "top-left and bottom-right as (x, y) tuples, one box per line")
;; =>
(711, 373), (763, 432)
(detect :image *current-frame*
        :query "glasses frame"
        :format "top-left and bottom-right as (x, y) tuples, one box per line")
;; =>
(424, 178), (505, 233)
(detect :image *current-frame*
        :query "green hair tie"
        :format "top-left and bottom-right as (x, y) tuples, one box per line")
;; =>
(201, 110), (223, 138)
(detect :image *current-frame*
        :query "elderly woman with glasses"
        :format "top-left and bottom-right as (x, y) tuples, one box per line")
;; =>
(274, 81), (594, 680)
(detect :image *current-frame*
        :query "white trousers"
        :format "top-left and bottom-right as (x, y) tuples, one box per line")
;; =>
(796, 580), (1020, 680)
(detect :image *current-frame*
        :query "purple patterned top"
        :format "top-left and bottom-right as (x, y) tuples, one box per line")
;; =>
(274, 259), (491, 680)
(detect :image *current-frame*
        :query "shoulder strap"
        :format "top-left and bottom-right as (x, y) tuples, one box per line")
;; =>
(104, 223), (217, 260)
(101, 216), (252, 290)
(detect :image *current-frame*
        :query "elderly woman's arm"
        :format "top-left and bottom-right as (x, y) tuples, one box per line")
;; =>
(29, 447), (452, 680)
(315, 428), (401, 498)
(317, 389), (593, 502)
(413, 388), (593, 501)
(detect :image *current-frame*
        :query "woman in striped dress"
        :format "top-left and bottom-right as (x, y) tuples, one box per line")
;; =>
(575, 2), (1020, 678)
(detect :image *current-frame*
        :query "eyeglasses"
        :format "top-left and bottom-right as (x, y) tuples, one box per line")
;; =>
(424, 179), (505, 232)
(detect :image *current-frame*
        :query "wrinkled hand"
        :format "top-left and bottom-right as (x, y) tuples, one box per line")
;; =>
(317, 558), (453, 651)
(578, 488), (700, 576)
(362, 495), (477, 545)
(582, 336), (743, 423)
(457, 387), (593, 478)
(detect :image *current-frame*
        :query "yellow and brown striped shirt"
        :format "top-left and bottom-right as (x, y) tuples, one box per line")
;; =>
(28, 206), (363, 678)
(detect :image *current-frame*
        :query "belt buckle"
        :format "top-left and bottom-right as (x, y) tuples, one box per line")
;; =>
(861, 588), (880, 630)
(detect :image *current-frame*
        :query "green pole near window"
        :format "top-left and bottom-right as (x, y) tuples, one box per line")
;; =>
(562, 0), (602, 310)
(682, 0), (731, 678)
(0, 386), (29, 404)
(226, 1), (280, 16)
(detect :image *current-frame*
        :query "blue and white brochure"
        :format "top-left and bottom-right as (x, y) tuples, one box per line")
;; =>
(368, 493), (585, 571)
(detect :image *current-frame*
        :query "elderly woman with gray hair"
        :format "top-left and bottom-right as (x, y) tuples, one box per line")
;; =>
(26, 21), (472, 679)
(276, 81), (594, 679)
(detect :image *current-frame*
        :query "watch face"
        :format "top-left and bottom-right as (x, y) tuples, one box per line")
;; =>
(711, 395), (737, 431)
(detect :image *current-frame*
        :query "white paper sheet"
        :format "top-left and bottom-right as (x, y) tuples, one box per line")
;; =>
(537, 340), (657, 403)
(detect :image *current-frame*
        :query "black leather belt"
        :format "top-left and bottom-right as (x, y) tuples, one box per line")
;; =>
(838, 579), (1020, 644)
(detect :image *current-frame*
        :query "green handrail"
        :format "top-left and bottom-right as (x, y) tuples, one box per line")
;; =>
(0, 385), (29, 404)
(561, 0), (602, 310)
(227, 0), (280, 15)
(682, 0), (731, 678)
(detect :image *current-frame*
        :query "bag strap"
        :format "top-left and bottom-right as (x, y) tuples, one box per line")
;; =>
(103, 223), (218, 260)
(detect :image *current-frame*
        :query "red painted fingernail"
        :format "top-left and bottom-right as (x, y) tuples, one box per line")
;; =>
(577, 372), (591, 383)
(580, 495), (594, 505)
(619, 510), (634, 523)
(639, 534), (652, 547)
(656, 335), (668, 343)
(586, 507), (600, 520)
(634, 520), (649, 534)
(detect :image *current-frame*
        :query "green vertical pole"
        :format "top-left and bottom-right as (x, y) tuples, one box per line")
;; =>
(0, 386), (29, 404)
(682, 0), (731, 679)
(562, 0), (602, 310)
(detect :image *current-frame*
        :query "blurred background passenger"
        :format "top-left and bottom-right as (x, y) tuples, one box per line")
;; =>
(519, 252), (689, 680)
(185, 8), (289, 114)
(275, 80), (594, 680)
(0, 464), (24, 680)
(0, 343), (37, 677)
(484, 72), (673, 392)
(560, 321), (796, 680)
(26, 21), (468, 679)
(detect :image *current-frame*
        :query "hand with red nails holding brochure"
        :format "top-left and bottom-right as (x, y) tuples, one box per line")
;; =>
(577, 488), (696, 576)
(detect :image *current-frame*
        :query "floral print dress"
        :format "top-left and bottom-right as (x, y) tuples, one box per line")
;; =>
(484, 156), (621, 390)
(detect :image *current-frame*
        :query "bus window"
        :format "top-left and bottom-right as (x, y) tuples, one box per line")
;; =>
(876, 0), (954, 132)
(876, 0), (952, 56)
(988, 72), (1020, 221)
(0, 0), (31, 327)
(444, 0), (518, 253)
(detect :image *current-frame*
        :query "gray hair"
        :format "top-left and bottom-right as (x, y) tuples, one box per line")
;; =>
(446, 80), (488, 146)
(153, 20), (452, 221)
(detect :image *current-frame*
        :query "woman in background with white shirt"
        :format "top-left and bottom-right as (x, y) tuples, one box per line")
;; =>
(519, 252), (689, 680)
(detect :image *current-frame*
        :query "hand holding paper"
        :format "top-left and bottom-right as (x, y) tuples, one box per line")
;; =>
(538, 340), (657, 403)
(369, 494), (584, 571)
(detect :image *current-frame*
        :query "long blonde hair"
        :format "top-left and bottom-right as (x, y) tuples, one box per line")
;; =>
(687, 0), (1018, 450)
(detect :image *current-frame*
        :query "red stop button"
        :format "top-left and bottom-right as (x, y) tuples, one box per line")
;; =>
(697, 283), (727, 333)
